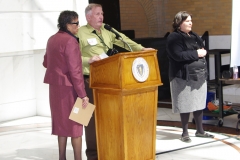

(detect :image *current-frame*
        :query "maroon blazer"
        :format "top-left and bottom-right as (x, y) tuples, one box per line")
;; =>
(43, 30), (86, 98)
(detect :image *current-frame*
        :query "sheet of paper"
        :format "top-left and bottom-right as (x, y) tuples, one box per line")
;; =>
(69, 98), (95, 126)
(99, 53), (109, 59)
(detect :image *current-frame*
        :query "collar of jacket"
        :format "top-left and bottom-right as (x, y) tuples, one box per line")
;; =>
(59, 29), (79, 43)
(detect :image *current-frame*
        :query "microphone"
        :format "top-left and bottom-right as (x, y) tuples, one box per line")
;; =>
(104, 24), (122, 40)
(104, 24), (133, 52)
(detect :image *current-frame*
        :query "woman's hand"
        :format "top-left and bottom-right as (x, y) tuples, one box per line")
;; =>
(197, 48), (207, 57)
(82, 96), (89, 108)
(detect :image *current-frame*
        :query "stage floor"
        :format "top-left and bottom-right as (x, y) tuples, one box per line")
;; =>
(0, 108), (240, 160)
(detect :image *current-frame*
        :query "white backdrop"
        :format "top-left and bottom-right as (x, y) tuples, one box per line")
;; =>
(0, 0), (89, 122)
(230, 0), (240, 67)
(0, 0), (89, 53)
(76, 0), (88, 26)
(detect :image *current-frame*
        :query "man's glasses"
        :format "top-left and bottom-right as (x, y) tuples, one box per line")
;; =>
(70, 21), (79, 25)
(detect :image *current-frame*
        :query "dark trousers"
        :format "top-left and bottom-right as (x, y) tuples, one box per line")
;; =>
(84, 76), (98, 160)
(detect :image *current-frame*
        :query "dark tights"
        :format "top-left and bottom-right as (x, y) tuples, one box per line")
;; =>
(58, 136), (82, 160)
(180, 110), (205, 137)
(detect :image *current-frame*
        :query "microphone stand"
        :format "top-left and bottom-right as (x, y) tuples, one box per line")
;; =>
(104, 24), (133, 52)
(118, 37), (133, 52)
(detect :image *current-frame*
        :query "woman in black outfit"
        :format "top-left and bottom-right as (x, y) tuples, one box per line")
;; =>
(166, 11), (214, 143)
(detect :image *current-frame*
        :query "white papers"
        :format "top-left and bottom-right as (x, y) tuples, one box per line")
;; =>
(99, 53), (109, 59)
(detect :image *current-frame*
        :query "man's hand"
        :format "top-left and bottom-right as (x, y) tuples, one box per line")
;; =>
(88, 55), (101, 64)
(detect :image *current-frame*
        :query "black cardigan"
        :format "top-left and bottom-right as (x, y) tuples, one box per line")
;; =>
(166, 30), (208, 81)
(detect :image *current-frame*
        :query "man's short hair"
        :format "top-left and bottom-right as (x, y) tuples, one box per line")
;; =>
(85, 3), (102, 16)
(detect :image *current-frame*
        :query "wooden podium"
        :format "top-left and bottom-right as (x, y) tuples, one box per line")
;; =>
(90, 50), (162, 160)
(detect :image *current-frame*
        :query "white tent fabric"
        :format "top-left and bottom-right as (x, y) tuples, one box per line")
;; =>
(230, 0), (240, 67)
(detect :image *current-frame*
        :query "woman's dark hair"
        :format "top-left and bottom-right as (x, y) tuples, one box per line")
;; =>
(57, 10), (78, 31)
(172, 11), (192, 30)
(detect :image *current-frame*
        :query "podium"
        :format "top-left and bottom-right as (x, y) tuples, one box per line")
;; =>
(90, 50), (162, 160)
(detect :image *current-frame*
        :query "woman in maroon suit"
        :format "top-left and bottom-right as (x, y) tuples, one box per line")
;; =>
(43, 10), (89, 160)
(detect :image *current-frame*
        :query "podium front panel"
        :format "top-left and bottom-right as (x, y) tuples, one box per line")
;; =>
(94, 90), (124, 160)
(94, 87), (157, 160)
(91, 50), (161, 160)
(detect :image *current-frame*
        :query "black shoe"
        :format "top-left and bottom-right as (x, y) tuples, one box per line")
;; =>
(180, 136), (192, 143)
(195, 132), (214, 138)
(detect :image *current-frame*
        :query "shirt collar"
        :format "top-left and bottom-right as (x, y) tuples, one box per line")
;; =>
(86, 23), (105, 33)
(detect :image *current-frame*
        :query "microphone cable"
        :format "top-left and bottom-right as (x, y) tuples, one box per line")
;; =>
(92, 30), (118, 56)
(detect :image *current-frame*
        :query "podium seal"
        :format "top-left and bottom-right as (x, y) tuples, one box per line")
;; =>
(132, 57), (149, 82)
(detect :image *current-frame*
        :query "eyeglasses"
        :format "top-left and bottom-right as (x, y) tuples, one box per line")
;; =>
(70, 21), (79, 25)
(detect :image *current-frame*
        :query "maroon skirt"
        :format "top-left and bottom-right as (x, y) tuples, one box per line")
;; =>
(49, 84), (83, 137)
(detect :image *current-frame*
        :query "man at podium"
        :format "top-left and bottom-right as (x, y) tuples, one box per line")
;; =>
(77, 3), (153, 160)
